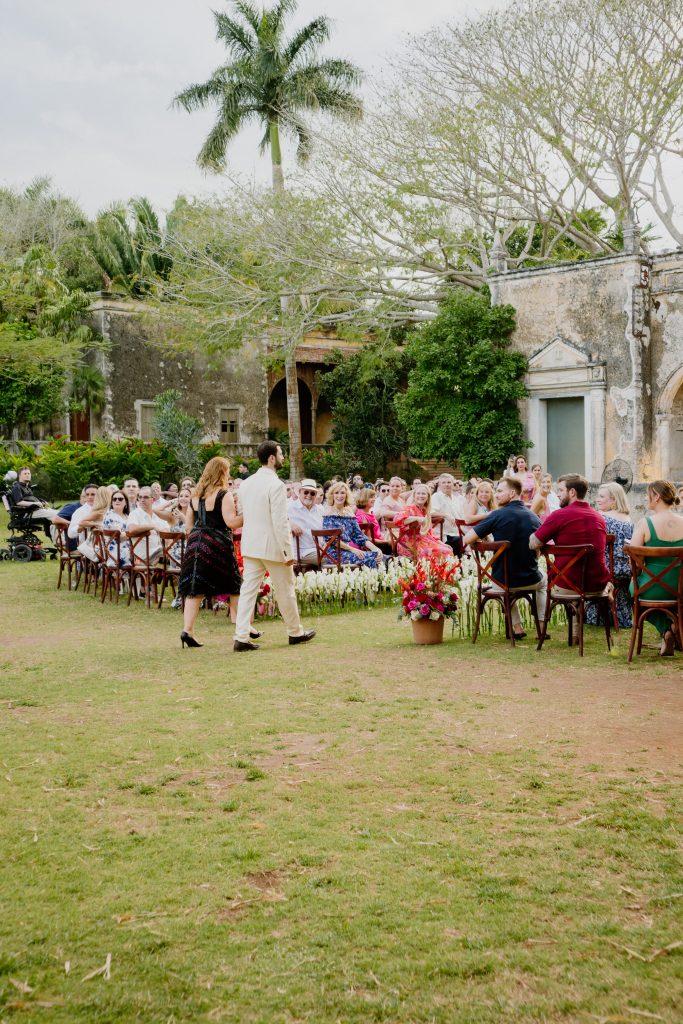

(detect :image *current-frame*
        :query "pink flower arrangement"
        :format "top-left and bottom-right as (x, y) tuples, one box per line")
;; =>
(398, 557), (459, 622)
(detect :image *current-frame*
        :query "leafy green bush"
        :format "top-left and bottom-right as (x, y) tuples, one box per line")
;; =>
(0, 437), (225, 501)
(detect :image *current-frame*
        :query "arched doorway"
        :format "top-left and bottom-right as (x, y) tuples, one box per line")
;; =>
(267, 378), (313, 445)
(657, 365), (683, 481)
(315, 394), (333, 444)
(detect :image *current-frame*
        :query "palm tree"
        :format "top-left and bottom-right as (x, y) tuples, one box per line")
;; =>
(91, 197), (172, 297)
(173, 0), (363, 477)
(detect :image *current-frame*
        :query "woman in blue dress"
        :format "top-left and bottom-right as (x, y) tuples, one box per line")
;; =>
(322, 482), (382, 568)
(587, 482), (634, 628)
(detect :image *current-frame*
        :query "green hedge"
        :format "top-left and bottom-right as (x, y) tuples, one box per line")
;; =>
(0, 437), (225, 501)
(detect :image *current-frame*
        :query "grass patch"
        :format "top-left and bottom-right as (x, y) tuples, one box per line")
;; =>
(0, 557), (681, 1023)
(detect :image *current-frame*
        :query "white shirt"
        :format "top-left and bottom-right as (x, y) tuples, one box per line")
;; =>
(68, 502), (95, 539)
(288, 499), (324, 558)
(430, 490), (466, 536)
(127, 506), (169, 557)
(547, 492), (561, 512)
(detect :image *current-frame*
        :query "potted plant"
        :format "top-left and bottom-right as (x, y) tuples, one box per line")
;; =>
(398, 557), (459, 644)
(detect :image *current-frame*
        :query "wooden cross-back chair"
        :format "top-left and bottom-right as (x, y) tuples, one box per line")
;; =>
(538, 544), (612, 657)
(470, 540), (542, 647)
(156, 531), (185, 609)
(312, 528), (342, 572)
(624, 544), (683, 662)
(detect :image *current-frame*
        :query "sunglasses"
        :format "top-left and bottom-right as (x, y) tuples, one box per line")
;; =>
(112, 496), (126, 502)
(301, 489), (317, 496)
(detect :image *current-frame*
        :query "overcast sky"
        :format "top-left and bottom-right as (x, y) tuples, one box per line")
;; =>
(0, 0), (503, 217)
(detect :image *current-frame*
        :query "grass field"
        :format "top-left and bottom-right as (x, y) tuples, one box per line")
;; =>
(1, 553), (681, 1023)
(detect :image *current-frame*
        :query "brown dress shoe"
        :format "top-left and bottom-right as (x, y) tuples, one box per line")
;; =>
(288, 630), (316, 646)
(234, 640), (260, 652)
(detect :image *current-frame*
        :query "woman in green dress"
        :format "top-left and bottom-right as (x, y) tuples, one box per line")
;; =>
(629, 480), (683, 657)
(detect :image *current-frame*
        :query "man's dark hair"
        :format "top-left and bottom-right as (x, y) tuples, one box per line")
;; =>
(85, 482), (98, 491)
(257, 440), (280, 465)
(558, 473), (589, 500)
(505, 476), (523, 496)
(18, 465), (31, 474)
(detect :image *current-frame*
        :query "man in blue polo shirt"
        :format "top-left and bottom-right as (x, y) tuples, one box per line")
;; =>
(463, 475), (547, 640)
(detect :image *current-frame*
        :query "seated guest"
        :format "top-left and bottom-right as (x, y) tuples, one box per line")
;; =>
(464, 479), (497, 524)
(164, 482), (179, 500)
(375, 476), (406, 521)
(355, 489), (391, 553)
(463, 476), (547, 640)
(10, 466), (58, 535)
(393, 484), (453, 561)
(323, 482), (382, 568)
(70, 486), (111, 561)
(529, 474), (611, 622)
(372, 481), (391, 518)
(430, 474), (467, 554)
(629, 479), (683, 657)
(587, 481), (633, 628)
(53, 485), (97, 550)
(288, 478), (324, 565)
(180, 477), (195, 490)
(151, 481), (170, 511)
(236, 462), (250, 480)
(349, 473), (364, 492)
(123, 478), (140, 510)
(102, 490), (132, 566)
(127, 486), (177, 562)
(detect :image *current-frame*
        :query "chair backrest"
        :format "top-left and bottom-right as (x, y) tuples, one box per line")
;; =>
(381, 516), (399, 557)
(431, 514), (445, 541)
(358, 520), (375, 541)
(158, 530), (185, 571)
(312, 528), (342, 570)
(624, 544), (683, 603)
(100, 528), (126, 565)
(471, 540), (511, 590)
(541, 544), (592, 596)
(130, 531), (157, 569)
(91, 528), (109, 564)
(605, 533), (615, 579)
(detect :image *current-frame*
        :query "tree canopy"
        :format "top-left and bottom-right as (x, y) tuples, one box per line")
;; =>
(397, 290), (528, 477)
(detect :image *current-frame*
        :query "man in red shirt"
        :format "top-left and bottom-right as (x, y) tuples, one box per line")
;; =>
(529, 474), (610, 593)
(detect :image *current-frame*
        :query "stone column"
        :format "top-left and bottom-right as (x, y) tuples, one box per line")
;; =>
(656, 413), (672, 478)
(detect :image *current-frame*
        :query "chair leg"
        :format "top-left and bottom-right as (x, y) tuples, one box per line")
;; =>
(528, 593), (541, 641)
(577, 603), (585, 657)
(505, 597), (515, 646)
(603, 599), (611, 651)
(567, 605), (574, 647)
(537, 600), (551, 651)
(472, 592), (483, 645)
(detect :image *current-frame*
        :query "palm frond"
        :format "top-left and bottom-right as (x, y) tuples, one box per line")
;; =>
(232, 0), (262, 35)
(173, 72), (232, 112)
(214, 11), (256, 58)
(268, 0), (298, 41)
(283, 16), (330, 65)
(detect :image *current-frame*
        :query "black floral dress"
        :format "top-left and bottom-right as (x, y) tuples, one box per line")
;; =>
(178, 491), (242, 597)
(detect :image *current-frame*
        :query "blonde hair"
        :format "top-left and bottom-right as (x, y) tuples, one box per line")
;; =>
(88, 486), (112, 525)
(412, 484), (434, 535)
(355, 488), (375, 510)
(599, 482), (630, 515)
(325, 481), (354, 511)
(193, 457), (231, 500)
(477, 480), (497, 512)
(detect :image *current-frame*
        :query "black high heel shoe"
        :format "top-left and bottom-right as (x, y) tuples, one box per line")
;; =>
(180, 632), (203, 648)
(250, 629), (263, 640)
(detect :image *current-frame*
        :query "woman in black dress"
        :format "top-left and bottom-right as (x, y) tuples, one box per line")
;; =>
(178, 457), (244, 648)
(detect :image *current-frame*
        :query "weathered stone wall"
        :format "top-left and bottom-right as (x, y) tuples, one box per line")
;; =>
(491, 251), (683, 483)
(90, 297), (268, 444)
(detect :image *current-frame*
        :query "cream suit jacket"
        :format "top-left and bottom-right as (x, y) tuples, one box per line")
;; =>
(238, 467), (294, 562)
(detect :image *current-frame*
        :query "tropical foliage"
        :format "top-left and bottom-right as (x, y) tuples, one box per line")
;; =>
(0, 247), (100, 437)
(152, 389), (204, 477)
(90, 196), (171, 296)
(317, 340), (408, 478)
(397, 290), (528, 477)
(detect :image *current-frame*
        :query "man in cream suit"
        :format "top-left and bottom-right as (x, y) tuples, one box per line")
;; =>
(234, 440), (316, 652)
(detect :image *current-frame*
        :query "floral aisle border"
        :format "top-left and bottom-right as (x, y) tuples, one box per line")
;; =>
(254, 555), (565, 639)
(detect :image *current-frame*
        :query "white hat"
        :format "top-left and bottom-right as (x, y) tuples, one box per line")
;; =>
(300, 478), (318, 490)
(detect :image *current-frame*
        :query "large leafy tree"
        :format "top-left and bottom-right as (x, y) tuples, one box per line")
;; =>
(0, 247), (99, 436)
(90, 197), (172, 297)
(317, 341), (408, 479)
(397, 290), (528, 477)
(173, 0), (363, 477)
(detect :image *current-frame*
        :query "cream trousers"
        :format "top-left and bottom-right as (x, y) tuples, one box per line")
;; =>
(235, 557), (304, 642)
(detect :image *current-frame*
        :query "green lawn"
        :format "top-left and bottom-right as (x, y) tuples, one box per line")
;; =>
(1, 556), (681, 1023)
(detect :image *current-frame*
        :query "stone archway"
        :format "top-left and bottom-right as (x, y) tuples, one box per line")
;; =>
(267, 377), (313, 445)
(656, 364), (683, 481)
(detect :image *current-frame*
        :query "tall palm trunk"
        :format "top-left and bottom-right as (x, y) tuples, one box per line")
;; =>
(271, 119), (303, 479)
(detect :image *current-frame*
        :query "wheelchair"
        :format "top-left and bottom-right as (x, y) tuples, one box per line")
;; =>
(0, 487), (58, 562)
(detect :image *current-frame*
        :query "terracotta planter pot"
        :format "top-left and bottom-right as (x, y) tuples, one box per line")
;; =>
(410, 615), (445, 645)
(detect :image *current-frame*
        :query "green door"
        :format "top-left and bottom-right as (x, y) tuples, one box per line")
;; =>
(546, 397), (585, 477)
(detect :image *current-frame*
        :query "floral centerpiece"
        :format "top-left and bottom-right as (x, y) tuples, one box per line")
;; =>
(398, 557), (459, 644)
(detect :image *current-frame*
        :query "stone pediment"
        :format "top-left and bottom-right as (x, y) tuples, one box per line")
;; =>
(528, 335), (591, 370)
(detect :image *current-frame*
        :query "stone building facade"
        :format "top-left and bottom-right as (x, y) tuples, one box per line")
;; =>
(88, 297), (359, 453)
(76, 253), (683, 487)
(489, 250), (683, 484)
